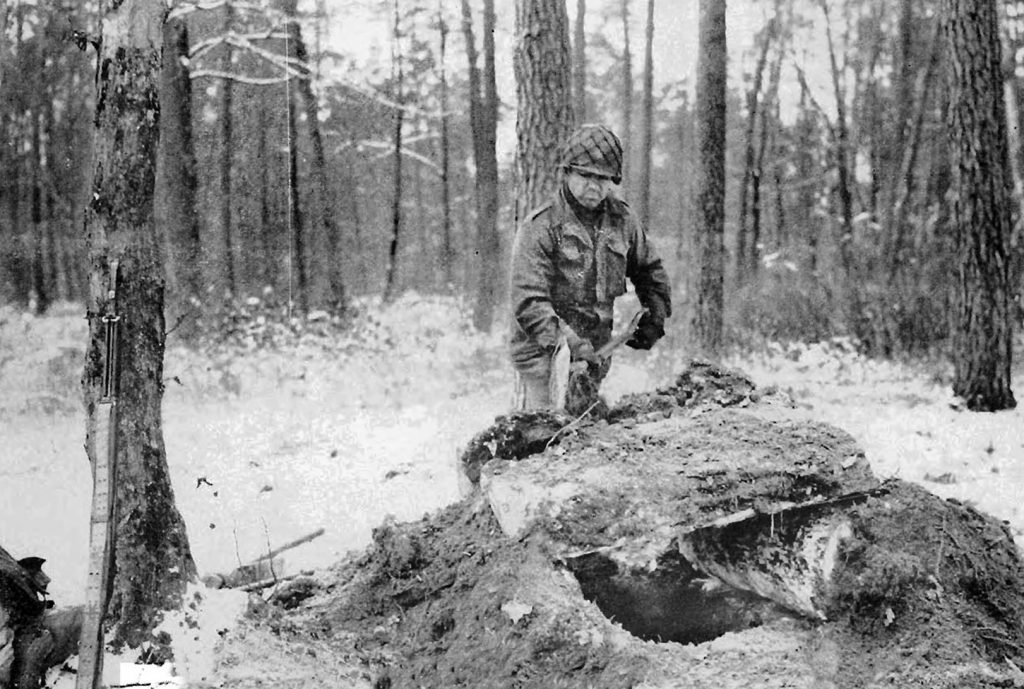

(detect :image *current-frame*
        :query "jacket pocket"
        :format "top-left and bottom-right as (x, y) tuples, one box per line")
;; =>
(554, 234), (588, 301)
(604, 236), (628, 299)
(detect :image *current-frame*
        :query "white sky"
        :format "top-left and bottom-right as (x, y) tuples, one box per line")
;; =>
(316, 1), (836, 160)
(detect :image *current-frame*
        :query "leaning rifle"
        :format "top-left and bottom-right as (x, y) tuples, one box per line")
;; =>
(76, 261), (121, 689)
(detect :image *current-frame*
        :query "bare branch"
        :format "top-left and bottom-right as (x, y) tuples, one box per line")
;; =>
(169, 0), (269, 21)
(189, 31), (309, 79)
(358, 140), (442, 173)
(190, 68), (294, 85)
(189, 30), (291, 62)
(789, 54), (838, 142)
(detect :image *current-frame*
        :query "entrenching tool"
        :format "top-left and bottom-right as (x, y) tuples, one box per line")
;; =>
(550, 309), (646, 414)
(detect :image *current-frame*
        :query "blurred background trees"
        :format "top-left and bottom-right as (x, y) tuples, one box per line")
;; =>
(0, 0), (1021, 393)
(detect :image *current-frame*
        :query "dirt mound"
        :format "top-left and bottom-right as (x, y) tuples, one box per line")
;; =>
(250, 363), (1024, 688)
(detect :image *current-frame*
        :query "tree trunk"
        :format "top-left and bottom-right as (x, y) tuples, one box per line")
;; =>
(822, 1), (854, 275)
(637, 0), (655, 229)
(283, 0), (345, 310)
(752, 41), (783, 267)
(3, 13), (30, 309)
(384, 0), (404, 304)
(895, 0), (916, 143)
(944, 0), (1017, 411)
(462, 0), (501, 330)
(342, 139), (366, 294)
(476, 0), (501, 329)
(287, 77), (307, 311)
(738, 19), (775, 283)
(155, 16), (200, 339)
(30, 109), (50, 315)
(413, 154), (427, 290)
(218, 4), (236, 298)
(887, 19), (941, 285)
(692, 0), (727, 356)
(573, 0), (587, 123)
(794, 89), (819, 273)
(438, 2), (454, 290)
(673, 90), (695, 292)
(83, 0), (196, 651)
(620, 0), (633, 184)
(513, 0), (574, 222)
(1001, 0), (1024, 297)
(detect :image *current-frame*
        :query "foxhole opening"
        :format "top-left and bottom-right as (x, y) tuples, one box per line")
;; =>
(564, 549), (787, 645)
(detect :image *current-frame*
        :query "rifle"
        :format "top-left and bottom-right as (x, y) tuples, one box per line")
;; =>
(76, 260), (120, 689)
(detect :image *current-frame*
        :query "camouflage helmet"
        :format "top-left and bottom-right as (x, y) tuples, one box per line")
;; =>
(559, 123), (623, 185)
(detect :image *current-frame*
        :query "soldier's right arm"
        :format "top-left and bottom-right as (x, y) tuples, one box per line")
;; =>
(509, 209), (561, 351)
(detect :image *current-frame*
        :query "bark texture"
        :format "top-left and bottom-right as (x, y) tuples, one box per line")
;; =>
(513, 0), (574, 222)
(943, 0), (1017, 411)
(83, 0), (196, 650)
(218, 3), (236, 297)
(383, 0), (404, 303)
(636, 0), (655, 229)
(283, 0), (345, 309)
(572, 0), (587, 123)
(155, 16), (200, 337)
(463, 0), (501, 330)
(692, 0), (727, 355)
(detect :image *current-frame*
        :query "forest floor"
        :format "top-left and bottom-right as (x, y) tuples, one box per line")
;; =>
(1, 294), (1023, 687)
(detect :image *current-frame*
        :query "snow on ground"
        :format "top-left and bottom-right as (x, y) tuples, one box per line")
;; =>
(2, 297), (1023, 616)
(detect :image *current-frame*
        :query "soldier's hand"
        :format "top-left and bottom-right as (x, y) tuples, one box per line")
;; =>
(570, 339), (599, 364)
(626, 313), (664, 350)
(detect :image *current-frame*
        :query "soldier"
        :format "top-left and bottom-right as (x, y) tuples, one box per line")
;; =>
(509, 123), (672, 409)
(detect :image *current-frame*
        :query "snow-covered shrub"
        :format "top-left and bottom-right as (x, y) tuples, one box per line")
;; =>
(725, 267), (837, 348)
(0, 303), (86, 415)
(164, 291), (506, 404)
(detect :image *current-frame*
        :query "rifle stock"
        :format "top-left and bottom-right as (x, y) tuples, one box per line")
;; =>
(78, 262), (120, 689)
(76, 399), (116, 689)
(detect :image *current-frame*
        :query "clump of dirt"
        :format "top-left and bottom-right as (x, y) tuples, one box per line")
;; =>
(459, 410), (569, 485)
(459, 360), (782, 491)
(232, 362), (1024, 688)
(608, 359), (767, 423)
(827, 482), (1024, 667)
(268, 480), (1024, 688)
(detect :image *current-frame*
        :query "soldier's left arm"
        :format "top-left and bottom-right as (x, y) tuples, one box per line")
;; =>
(626, 215), (672, 324)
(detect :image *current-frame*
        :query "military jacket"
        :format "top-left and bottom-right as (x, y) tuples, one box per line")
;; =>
(509, 188), (672, 375)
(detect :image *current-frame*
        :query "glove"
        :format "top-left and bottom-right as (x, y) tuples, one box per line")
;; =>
(569, 338), (598, 364)
(626, 312), (664, 350)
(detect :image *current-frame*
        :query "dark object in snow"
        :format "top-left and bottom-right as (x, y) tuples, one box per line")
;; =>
(1, 549), (81, 689)
(0, 548), (48, 622)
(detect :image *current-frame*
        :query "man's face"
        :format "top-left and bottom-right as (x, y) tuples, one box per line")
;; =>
(566, 168), (614, 210)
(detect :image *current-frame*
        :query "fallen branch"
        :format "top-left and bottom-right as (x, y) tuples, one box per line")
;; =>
(253, 528), (325, 564)
(203, 528), (325, 589)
